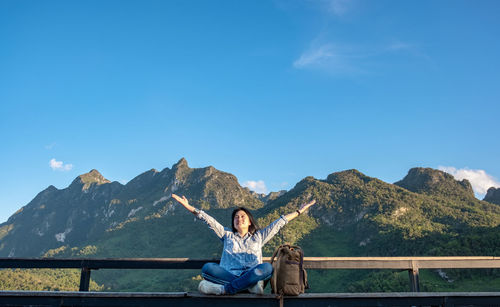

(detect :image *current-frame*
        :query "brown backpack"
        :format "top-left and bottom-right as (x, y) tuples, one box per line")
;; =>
(270, 244), (308, 296)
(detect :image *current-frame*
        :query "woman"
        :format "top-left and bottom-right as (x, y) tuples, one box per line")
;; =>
(172, 193), (316, 295)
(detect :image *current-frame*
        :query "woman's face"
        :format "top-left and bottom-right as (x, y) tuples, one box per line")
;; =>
(233, 210), (251, 233)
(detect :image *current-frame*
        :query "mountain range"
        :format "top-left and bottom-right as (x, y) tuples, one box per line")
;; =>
(1, 158), (499, 292)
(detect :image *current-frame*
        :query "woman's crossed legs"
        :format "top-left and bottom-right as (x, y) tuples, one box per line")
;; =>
(201, 262), (273, 294)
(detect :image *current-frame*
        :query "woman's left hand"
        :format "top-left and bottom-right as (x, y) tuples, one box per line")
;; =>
(298, 199), (316, 214)
(284, 199), (317, 221)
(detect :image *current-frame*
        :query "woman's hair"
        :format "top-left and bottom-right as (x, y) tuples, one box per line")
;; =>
(231, 207), (259, 235)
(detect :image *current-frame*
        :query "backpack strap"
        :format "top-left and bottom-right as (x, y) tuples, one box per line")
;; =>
(270, 245), (283, 294)
(270, 244), (282, 264)
(278, 291), (284, 307)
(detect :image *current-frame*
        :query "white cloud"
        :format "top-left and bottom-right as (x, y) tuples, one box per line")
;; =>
(293, 39), (430, 75)
(243, 180), (268, 194)
(44, 143), (56, 150)
(49, 158), (73, 171)
(385, 41), (431, 61)
(387, 41), (413, 51)
(293, 43), (365, 75)
(438, 166), (500, 196)
(293, 44), (336, 69)
(275, 0), (354, 16)
(327, 0), (353, 16)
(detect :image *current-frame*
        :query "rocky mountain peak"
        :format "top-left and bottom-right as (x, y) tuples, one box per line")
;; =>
(125, 169), (160, 190)
(249, 190), (287, 203)
(171, 158), (192, 183)
(44, 185), (58, 192)
(394, 167), (474, 198)
(70, 169), (111, 191)
(484, 187), (500, 205)
(325, 169), (371, 185)
(173, 158), (188, 170)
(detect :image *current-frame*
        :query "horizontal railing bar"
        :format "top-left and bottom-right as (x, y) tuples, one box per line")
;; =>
(0, 258), (214, 269)
(298, 257), (500, 269)
(301, 256), (500, 260)
(1, 257), (499, 270)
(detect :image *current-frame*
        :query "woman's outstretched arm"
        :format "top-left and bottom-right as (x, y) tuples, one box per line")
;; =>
(171, 193), (227, 239)
(259, 199), (318, 245)
(172, 194), (197, 214)
(284, 199), (317, 222)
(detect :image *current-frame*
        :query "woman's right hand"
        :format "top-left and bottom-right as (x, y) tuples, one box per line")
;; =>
(172, 194), (197, 214)
(172, 194), (188, 206)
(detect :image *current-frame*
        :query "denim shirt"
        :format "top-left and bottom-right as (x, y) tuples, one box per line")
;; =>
(195, 210), (288, 275)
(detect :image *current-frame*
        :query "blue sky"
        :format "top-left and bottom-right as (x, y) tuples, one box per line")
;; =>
(1, 0), (499, 223)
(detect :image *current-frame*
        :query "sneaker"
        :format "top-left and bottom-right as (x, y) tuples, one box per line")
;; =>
(198, 280), (225, 295)
(248, 281), (264, 295)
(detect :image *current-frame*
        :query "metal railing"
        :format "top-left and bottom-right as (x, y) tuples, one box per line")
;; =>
(1, 256), (499, 292)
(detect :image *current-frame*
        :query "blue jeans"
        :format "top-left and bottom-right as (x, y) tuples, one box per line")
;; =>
(201, 262), (273, 294)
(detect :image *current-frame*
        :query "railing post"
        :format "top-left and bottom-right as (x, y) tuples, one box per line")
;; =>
(79, 267), (91, 291)
(408, 260), (420, 292)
